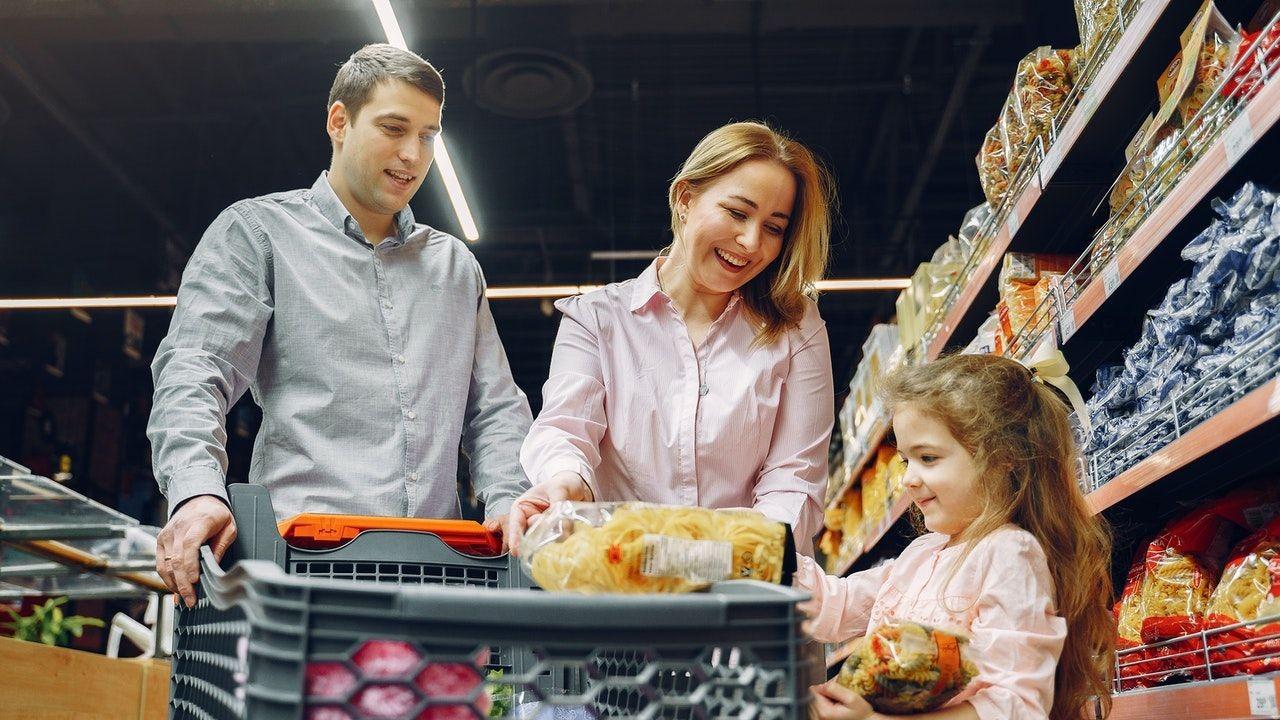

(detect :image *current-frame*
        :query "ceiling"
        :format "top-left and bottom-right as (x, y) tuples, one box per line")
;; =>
(0, 0), (1081, 414)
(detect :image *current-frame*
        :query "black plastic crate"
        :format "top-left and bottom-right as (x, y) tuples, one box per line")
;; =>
(169, 484), (812, 720)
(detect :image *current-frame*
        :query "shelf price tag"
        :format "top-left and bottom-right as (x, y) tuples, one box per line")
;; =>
(1102, 258), (1122, 298)
(1224, 113), (1255, 169)
(1053, 277), (1077, 344)
(1006, 207), (1021, 240)
(1248, 678), (1278, 716)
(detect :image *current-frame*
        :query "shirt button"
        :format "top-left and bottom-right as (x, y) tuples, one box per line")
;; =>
(383, 299), (393, 309)
(699, 384), (709, 396)
(396, 354), (406, 364)
(408, 472), (419, 482)
(406, 410), (417, 420)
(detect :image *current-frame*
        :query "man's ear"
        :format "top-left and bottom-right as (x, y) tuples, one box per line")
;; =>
(326, 101), (348, 147)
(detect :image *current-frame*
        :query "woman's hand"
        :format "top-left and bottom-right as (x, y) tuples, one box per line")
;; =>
(505, 471), (593, 554)
(810, 680), (877, 720)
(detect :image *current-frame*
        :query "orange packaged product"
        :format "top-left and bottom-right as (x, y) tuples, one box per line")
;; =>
(278, 513), (503, 556)
(1205, 514), (1280, 676)
(1115, 548), (1162, 690)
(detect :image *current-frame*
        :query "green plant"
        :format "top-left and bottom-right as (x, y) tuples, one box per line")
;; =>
(486, 668), (515, 718)
(2, 597), (104, 647)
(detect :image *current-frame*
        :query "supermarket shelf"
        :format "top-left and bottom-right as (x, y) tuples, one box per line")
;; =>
(1105, 673), (1280, 720)
(824, 416), (891, 513)
(832, 493), (913, 578)
(1056, 73), (1280, 346)
(1086, 374), (1280, 515)
(928, 0), (1208, 355)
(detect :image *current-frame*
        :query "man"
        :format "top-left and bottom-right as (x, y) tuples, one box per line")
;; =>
(148, 44), (532, 606)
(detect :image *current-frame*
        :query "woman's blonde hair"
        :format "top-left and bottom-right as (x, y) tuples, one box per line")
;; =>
(884, 353), (1114, 720)
(667, 121), (835, 345)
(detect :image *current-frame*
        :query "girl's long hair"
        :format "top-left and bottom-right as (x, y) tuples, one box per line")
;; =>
(884, 353), (1114, 720)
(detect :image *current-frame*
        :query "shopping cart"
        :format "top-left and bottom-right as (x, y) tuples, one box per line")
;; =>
(169, 484), (814, 720)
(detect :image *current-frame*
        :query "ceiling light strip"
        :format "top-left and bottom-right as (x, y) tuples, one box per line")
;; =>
(370, 0), (480, 242)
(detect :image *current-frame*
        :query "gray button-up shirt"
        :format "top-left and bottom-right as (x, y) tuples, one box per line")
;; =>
(148, 172), (532, 521)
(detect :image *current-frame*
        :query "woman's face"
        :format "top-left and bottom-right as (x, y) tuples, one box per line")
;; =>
(671, 158), (795, 295)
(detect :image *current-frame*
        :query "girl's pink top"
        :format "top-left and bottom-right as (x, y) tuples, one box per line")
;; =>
(795, 525), (1067, 719)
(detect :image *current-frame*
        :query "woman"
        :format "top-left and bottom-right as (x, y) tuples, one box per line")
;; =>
(508, 121), (836, 554)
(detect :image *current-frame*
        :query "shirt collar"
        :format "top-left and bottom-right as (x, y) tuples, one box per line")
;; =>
(309, 171), (417, 246)
(629, 257), (743, 316)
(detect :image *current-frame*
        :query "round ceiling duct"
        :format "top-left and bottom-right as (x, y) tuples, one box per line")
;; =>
(464, 47), (592, 119)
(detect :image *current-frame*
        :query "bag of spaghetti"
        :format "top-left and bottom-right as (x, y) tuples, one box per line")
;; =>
(835, 622), (978, 714)
(1115, 548), (1161, 690)
(1204, 514), (1280, 677)
(520, 502), (795, 594)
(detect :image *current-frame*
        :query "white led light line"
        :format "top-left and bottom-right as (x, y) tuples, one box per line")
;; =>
(0, 279), (912, 310)
(371, 0), (480, 241)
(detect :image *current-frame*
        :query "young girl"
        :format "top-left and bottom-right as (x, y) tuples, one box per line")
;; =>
(799, 354), (1114, 720)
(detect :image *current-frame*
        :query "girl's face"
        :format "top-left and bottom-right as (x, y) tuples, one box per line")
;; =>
(670, 158), (794, 295)
(892, 403), (986, 538)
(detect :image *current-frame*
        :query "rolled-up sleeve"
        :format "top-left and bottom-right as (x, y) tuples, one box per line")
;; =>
(752, 307), (834, 555)
(147, 204), (273, 514)
(964, 535), (1067, 720)
(519, 297), (608, 497)
(462, 263), (534, 520)
(792, 553), (893, 643)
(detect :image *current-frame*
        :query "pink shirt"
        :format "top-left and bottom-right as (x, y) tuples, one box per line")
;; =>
(519, 260), (833, 552)
(795, 525), (1067, 720)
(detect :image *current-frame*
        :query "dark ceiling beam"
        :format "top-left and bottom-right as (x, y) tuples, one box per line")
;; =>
(0, 1), (1023, 43)
(884, 24), (991, 262)
(860, 27), (922, 189)
(0, 42), (182, 239)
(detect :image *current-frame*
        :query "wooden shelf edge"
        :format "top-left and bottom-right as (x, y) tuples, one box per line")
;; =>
(1068, 77), (1280, 335)
(1105, 672), (1280, 719)
(1087, 376), (1280, 514)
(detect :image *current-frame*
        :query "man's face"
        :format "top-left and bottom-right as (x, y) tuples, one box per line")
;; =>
(328, 79), (442, 221)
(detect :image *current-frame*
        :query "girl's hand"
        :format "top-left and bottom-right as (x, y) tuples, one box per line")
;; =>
(810, 680), (876, 720)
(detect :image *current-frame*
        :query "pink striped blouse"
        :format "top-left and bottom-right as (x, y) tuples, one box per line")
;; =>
(519, 260), (833, 552)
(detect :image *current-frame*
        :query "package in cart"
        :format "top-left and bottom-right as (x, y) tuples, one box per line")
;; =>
(519, 501), (796, 594)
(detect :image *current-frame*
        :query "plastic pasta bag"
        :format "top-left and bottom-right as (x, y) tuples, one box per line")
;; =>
(835, 622), (978, 714)
(1205, 515), (1280, 676)
(1075, 0), (1122, 56)
(520, 502), (794, 594)
(976, 107), (1013, 206)
(1011, 47), (1076, 156)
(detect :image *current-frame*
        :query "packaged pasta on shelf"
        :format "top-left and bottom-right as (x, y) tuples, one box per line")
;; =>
(1205, 514), (1280, 676)
(835, 622), (979, 714)
(520, 502), (795, 594)
(1010, 47), (1076, 156)
(976, 99), (1016, 205)
(1223, 2), (1280, 101)
(1155, 1), (1237, 147)
(1074, 0), (1122, 57)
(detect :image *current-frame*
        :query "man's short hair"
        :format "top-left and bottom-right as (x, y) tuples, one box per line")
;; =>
(328, 43), (445, 119)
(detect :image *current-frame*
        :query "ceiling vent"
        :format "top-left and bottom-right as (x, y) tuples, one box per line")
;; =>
(464, 47), (592, 119)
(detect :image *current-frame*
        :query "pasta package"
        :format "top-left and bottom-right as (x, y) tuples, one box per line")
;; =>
(835, 622), (978, 714)
(1115, 548), (1165, 690)
(1011, 47), (1076, 156)
(520, 502), (795, 594)
(1205, 516), (1280, 676)
(1154, 1), (1235, 134)
(1223, 2), (1280, 101)
(976, 98), (1017, 205)
(1075, 0), (1121, 56)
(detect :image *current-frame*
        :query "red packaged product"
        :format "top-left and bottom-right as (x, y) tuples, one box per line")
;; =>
(1204, 515), (1280, 677)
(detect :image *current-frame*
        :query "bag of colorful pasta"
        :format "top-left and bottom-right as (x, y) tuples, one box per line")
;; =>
(976, 98), (1017, 205)
(1074, 0), (1121, 57)
(1205, 515), (1280, 676)
(1010, 47), (1076, 158)
(835, 622), (978, 714)
(519, 501), (795, 594)
(1115, 548), (1161, 690)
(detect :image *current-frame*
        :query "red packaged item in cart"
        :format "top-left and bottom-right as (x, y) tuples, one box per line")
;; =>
(1205, 515), (1280, 676)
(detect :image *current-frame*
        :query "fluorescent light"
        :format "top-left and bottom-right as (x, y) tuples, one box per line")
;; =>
(485, 285), (604, 300)
(370, 0), (408, 50)
(369, 0), (480, 242)
(432, 136), (480, 241)
(0, 296), (177, 310)
(0, 278), (909, 310)
(591, 250), (659, 261)
(816, 278), (912, 291)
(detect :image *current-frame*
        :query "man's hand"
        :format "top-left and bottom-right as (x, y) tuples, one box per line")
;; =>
(505, 471), (592, 554)
(156, 495), (236, 608)
(810, 680), (876, 720)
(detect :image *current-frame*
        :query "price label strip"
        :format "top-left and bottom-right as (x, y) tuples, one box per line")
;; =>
(1102, 258), (1122, 298)
(1224, 113), (1255, 169)
(1054, 277), (1077, 344)
(1248, 678), (1278, 717)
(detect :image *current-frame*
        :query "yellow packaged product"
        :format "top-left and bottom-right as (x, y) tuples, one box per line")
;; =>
(1074, 0), (1122, 56)
(836, 622), (978, 714)
(521, 502), (794, 594)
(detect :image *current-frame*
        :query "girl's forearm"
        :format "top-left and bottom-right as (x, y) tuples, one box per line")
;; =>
(872, 701), (979, 720)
